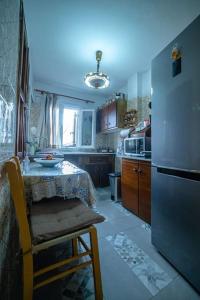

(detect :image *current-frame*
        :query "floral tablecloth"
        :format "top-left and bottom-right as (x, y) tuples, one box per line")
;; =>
(23, 161), (96, 207)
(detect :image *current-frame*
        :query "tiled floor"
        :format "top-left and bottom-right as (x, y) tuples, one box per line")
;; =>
(34, 187), (200, 300)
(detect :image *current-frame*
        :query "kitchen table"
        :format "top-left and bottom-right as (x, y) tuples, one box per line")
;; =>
(23, 161), (96, 207)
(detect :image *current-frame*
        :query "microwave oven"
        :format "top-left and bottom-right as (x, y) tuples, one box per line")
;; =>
(124, 136), (151, 156)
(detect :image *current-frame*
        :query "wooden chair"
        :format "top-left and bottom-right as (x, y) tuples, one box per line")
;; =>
(5, 157), (104, 300)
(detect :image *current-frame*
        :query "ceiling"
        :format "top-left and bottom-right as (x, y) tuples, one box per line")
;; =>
(24, 0), (200, 97)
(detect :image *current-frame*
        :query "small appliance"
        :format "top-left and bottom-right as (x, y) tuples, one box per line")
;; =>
(124, 126), (151, 156)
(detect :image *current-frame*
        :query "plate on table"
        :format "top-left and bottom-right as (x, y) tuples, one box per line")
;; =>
(34, 158), (64, 167)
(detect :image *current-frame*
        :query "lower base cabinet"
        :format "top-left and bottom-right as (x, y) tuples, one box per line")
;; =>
(121, 158), (151, 224)
(64, 154), (114, 187)
(83, 162), (113, 187)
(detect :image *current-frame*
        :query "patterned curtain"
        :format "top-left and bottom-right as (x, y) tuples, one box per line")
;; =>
(37, 93), (61, 149)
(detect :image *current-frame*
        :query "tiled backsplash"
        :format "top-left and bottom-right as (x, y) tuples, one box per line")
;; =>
(0, 0), (19, 162)
(137, 96), (151, 123)
(128, 96), (151, 123)
(0, 0), (22, 298)
(96, 131), (120, 151)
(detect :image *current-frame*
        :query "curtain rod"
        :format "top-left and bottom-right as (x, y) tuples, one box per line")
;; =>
(34, 88), (95, 104)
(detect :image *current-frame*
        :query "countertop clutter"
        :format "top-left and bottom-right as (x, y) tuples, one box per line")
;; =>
(123, 109), (137, 128)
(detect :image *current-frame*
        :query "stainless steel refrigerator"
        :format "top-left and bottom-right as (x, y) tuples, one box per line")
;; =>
(151, 15), (200, 292)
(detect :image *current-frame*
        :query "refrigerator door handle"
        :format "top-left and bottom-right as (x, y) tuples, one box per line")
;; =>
(152, 163), (200, 174)
(156, 166), (200, 182)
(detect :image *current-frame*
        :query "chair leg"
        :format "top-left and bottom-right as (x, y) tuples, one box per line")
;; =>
(23, 253), (34, 300)
(72, 238), (78, 256)
(89, 226), (103, 300)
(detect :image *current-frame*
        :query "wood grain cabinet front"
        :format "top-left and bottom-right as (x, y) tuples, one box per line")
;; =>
(64, 154), (114, 187)
(138, 162), (151, 224)
(121, 159), (151, 224)
(100, 106), (108, 131)
(121, 159), (139, 215)
(97, 99), (127, 132)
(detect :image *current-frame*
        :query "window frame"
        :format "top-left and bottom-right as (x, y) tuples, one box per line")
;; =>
(78, 109), (96, 149)
(59, 105), (95, 149)
(61, 108), (78, 148)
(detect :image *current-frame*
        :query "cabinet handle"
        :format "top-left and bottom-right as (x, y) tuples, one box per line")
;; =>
(138, 169), (143, 174)
(133, 168), (138, 173)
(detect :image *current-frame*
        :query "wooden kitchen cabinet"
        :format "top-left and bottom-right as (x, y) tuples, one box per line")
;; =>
(64, 154), (115, 187)
(121, 159), (139, 215)
(138, 162), (151, 223)
(121, 159), (151, 224)
(97, 99), (127, 132)
(108, 101), (117, 129)
(100, 106), (108, 131)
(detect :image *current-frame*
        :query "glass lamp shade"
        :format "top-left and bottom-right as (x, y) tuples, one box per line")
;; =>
(84, 72), (110, 89)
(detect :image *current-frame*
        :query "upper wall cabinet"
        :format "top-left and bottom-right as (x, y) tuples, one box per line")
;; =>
(96, 99), (127, 133)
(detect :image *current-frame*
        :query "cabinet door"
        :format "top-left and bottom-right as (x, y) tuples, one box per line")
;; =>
(121, 159), (139, 215)
(99, 163), (113, 187)
(64, 155), (80, 167)
(83, 164), (99, 187)
(101, 107), (108, 131)
(138, 162), (151, 224)
(108, 102), (117, 129)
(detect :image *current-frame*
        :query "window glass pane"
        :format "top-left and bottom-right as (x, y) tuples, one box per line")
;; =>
(81, 111), (93, 146)
(62, 109), (77, 146)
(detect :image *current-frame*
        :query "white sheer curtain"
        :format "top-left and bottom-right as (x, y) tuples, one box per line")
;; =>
(37, 93), (61, 149)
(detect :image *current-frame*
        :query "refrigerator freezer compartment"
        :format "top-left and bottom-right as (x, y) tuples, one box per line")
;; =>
(151, 166), (200, 292)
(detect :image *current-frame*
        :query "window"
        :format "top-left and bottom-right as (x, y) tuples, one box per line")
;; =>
(59, 106), (95, 148)
(62, 109), (77, 147)
(80, 110), (94, 146)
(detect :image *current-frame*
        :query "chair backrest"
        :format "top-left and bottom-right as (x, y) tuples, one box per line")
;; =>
(12, 156), (26, 199)
(5, 157), (32, 254)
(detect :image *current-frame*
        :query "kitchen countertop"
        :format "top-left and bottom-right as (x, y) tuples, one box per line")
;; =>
(32, 152), (115, 158)
(117, 155), (151, 162)
(63, 152), (115, 155)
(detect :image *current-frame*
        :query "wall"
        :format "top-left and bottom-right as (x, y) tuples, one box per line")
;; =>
(127, 69), (151, 122)
(0, 0), (22, 298)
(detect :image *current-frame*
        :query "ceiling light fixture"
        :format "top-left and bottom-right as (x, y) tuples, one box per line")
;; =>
(84, 50), (110, 89)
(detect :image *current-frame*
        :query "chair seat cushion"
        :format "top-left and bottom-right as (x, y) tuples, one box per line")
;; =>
(30, 198), (105, 244)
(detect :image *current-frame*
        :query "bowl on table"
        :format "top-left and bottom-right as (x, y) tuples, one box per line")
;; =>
(34, 157), (64, 167)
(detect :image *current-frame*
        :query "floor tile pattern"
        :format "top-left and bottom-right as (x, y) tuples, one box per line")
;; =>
(141, 223), (151, 232)
(106, 232), (172, 296)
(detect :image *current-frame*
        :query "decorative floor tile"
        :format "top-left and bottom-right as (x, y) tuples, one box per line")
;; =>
(106, 232), (172, 296)
(141, 223), (151, 232)
(112, 201), (131, 216)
